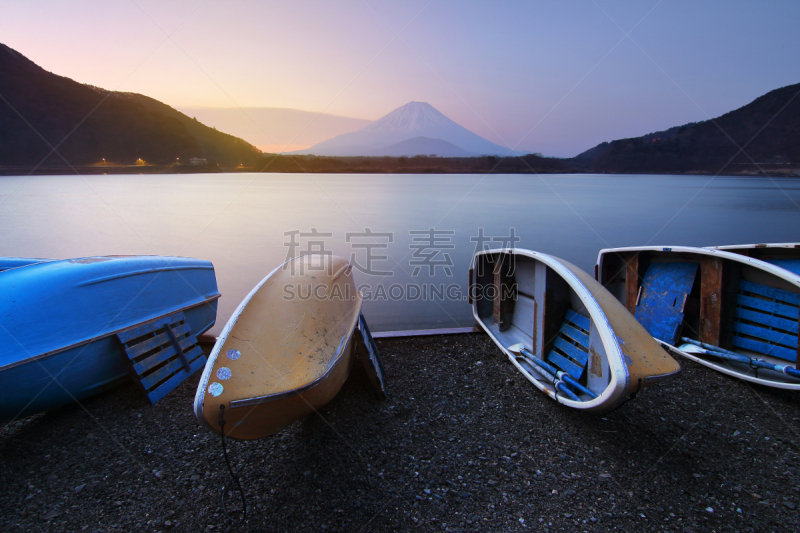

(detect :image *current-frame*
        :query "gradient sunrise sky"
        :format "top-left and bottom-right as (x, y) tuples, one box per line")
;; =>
(2, 0), (798, 157)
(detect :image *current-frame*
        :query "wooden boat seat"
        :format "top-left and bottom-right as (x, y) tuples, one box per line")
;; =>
(732, 280), (799, 363)
(634, 262), (698, 344)
(117, 311), (206, 404)
(546, 309), (591, 380)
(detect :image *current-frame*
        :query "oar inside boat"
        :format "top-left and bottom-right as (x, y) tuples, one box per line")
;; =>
(678, 337), (800, 380)
(471, 249), (680, 411)
(508, 344), (597, 400)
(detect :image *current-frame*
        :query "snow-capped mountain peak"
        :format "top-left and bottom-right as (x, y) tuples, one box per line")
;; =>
(293, 102), (523, 157)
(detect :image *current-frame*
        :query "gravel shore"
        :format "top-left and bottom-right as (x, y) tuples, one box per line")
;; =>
(1, 333), (798, 532)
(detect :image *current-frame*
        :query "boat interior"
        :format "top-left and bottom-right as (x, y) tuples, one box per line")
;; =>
(599, 249), (799, 384)
(472, 252), (611, 400)
(720, 245), (800, 276)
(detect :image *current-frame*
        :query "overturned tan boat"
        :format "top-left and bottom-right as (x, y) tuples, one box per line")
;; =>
(470, 249), (681, 411)
(194, 254), (385, 440)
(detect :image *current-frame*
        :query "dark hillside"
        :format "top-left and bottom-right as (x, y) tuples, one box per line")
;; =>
(0, 43), (261, 168)
(576, 84), (800, 174)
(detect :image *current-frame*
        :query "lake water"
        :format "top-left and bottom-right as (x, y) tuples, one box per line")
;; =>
(1, 173), (798, 335)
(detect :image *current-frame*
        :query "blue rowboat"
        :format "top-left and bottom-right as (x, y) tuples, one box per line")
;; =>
(0, 257), (53, 272)
(0, 256), (220, 422)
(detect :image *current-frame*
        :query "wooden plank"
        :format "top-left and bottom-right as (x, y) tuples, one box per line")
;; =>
(553, 336), (589, 367)
(547, 349), (585, 380)
(137, 347), (202, 392)
(533, 261), (548, 357)
(635, 262), (698, 344)
(125, 331), (171, 358)
(625, 252), (639, 314)
(737, 295), (799, 320)
(145, 355), (207, 405)
(559, 323), (590, 349)
(129, 339), (202, 375)
(565, 309), (590, 332)
(586, 319), (609, 393)
(468, 267), (474, 305)
(740, 280), (800, 306)
(117, 313), (183, 343)
(735, 307), (798, 332)
(699, 257), (723, 346)
(731, 335), (797, 363)
(733, 321), (797, 348)
(493, 262), (502, 327)
(126, 323), (192, 359)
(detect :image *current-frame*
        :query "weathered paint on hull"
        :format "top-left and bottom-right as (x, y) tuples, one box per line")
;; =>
(195, 255), (362, 440)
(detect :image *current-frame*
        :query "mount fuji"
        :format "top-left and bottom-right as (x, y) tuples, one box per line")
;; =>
(292, 102), (524, 157)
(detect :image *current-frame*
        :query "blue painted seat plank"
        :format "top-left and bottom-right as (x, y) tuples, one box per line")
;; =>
(547, 350), (585, 380)
(739, 279), (800, 306)
(732, 336), (796, 363)
(129, 338), (203, 376)
(766, 258), (800, 276)
(733, 321), (797, 348)
(117, 310), (207, 405)
(559, 324), (590, 348)
(553, 336), (590, 365)
(735, 307), (797, 333)
(737, 295), (799, 321)
(124, 325), (192, 359)
(145, 355), (207, 405)
(634, 262), (699, 344)
(565, 309), (591, 332)
(733, 279), (798, 363)
(137, 346), (205, 392)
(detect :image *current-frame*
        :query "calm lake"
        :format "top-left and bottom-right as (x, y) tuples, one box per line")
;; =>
(1, 173), (798, 335)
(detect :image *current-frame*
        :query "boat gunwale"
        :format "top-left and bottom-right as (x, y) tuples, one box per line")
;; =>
(595, 245), (800, 288)
(596, 245), (800, 389)
(471, 248), (630, 410)
(193, 255), (362, 426)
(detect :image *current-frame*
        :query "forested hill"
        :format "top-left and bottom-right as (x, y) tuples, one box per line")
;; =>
(0, 43), (261, 168)
(572, 83), (800, 175)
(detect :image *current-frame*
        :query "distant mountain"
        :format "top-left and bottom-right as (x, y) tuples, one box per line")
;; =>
(293, 101), (523, 157)
(0, 43), (261, 167)
(573, 84), (800, 173)
(366, 136), (477, 157)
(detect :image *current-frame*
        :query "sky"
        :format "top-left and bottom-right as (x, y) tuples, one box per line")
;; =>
(2, 0), (799, 157)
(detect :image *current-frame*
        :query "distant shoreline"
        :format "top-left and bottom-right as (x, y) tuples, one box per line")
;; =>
(0, 165), (800, 178)
(0, 154), (800, 177)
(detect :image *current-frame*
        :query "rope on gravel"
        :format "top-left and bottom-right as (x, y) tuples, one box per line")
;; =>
(219, 405), (247, 523)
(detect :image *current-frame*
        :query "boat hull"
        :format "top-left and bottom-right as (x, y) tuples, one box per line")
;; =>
(0, 256), (220, 421)
(471, 249), (680, 412)
(195, 255), (362, 440)
(596, 246), (800, 390)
